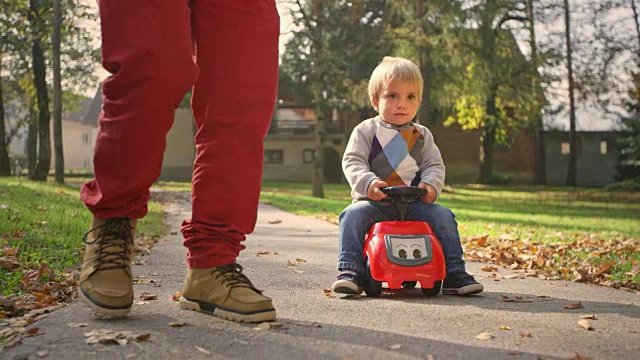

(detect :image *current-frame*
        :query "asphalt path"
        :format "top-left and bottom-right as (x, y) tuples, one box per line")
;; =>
(3, 192), (639, 359)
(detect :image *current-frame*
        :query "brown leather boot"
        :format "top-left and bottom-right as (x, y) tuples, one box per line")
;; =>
(180, 263), (276, 323)
(78, 216), (137, 316)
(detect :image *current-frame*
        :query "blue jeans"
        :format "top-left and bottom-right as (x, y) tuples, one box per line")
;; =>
(337, 200), (466, 276)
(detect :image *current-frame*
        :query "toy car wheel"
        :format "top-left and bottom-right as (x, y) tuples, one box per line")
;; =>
(421, 280), (442, 297)
(402, 281), (417, 289)
(363, 259), (382, 298)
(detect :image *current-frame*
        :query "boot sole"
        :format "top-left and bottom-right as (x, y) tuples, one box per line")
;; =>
(78, 287), (131, 317)
(442, 283), (484, 296)
(179, 296), (276, 323)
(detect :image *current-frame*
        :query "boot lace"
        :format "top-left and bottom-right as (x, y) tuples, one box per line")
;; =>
(83, 217), (134, 273)
(212, 264), (262, 293)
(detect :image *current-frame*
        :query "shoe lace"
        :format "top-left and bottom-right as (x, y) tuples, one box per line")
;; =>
(212, 264), (262, 293)
(83, 217), (134, 273)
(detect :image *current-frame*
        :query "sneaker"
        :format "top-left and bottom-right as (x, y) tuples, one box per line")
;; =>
(179, 264), (276, 323)
(331, 270), (363, 295)
(442, 271), (484, 296)
(78, 216), (137, 316)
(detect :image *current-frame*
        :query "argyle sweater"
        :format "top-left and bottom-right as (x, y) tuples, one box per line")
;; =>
(342, 116), (445, 201)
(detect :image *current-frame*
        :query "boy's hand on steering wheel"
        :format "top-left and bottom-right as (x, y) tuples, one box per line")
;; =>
(367, 179), (389, 201)
(418, 182), (437, 203)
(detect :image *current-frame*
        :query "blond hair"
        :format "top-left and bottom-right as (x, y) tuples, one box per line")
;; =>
(368, 56), (423, 106)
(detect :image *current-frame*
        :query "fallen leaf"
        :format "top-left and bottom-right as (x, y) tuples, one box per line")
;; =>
(268, 219), (282, 224)
(295, 258), (307, 262)
(322, 288), (331, 293)
(520, 332), (532, 337)
(287, 260), (299, 266)
(139, 292), (157, 301)
(499, 325), (511, 330)
(503, 274), (522, 279)
(573, 353), (592, 360)
(475, 331), (494, 340)
(388, 344), (402, 350)
(168, 322), (186, 327)
(67, 322), (88, 328)
(35, 349), (49, 357)
(565, 301), (584, 310)
(578, 320), (594, 331)
(579, 314), (597, 320)
(195, 346), (211, 355)
(254, 322), (271, 331)
(172, 292), (182, 301)
(480, 265), (499, 272)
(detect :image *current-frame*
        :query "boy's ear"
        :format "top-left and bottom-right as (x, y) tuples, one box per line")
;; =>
(372, 98), (379, 112)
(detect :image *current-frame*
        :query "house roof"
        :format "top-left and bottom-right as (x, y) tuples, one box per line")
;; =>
(62, 96), (93, 124)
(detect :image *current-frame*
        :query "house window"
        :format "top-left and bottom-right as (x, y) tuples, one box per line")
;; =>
(561, 142), (570, 155)
(82, 133), (89, 144)
(264, 150), (283, 164)
(600, 140), (608, 155)
(303, 149), (315, 164)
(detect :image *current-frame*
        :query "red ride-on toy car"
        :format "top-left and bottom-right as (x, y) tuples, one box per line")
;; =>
(362, 186), (446, 297)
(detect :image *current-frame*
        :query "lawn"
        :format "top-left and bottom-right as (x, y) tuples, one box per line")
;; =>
(0, 178), (166, 298)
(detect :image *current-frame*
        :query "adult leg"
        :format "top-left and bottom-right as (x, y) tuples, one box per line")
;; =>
(79, 0), (197, 316)
(181, 0), (280, 268)
(179, 0), (280, 323)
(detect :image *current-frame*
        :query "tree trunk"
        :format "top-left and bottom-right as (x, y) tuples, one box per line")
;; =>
(479, 88), (498, 182)
(28, 1), (52, 181)
(0, 51), (11, 176)
(312, 100), (325, 198)
(52, 0), (64, 183)
(27, 107), (38, 178)
(527, 0), (546, 184)
(564, 0), (578, 186)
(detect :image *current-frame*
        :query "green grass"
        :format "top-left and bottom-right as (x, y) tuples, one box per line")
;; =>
(0, 178), (166, 296)
(259, 181), (640, 241)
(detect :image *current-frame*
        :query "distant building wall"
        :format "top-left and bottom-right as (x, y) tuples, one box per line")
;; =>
(263, 134), (344, 182)
(159, 109), (195, 181)
(544, 131), (617, 187)
(52, 120), (96, 170)
(428, 123), (483, 183)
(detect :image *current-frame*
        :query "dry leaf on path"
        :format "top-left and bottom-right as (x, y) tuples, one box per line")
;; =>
(139, 292), (157, 301)
(480, 265), (498, 272)
(520, 332), (532, 337)
(168, 322), (186, 327)
(580, 314), (597, 320)
(475, 331), (494, 340)
(499, 325), (511, 330)
(565, 301), (584, 310)
(195, 346), (211, 355)
(388, 344), (402, 350)
(268, 219), (282, 224)
(578, 320), (594, 330)
(67, 322), (88, 328)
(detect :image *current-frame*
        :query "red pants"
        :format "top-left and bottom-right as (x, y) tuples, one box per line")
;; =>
(80, 0), (280, 268)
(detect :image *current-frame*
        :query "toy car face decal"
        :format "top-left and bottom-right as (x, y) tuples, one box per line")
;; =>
(384, 235), (433, 266)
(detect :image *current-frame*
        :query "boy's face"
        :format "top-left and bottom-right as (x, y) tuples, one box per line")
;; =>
(373, 81), (421, 126)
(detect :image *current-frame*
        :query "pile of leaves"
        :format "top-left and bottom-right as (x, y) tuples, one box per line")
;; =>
(462, 234), (640, 292)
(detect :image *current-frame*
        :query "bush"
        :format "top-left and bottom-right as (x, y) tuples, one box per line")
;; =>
(606, 177), (640, 191)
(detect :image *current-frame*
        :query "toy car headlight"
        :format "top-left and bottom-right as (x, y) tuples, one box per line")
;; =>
(384, 235), (433, 266)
